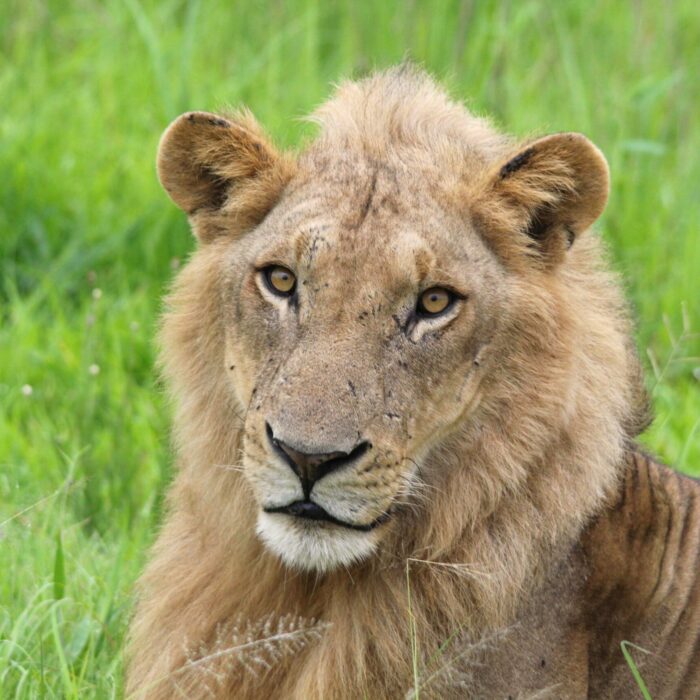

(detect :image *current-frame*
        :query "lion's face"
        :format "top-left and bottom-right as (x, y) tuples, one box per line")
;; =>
(222, 160), (508, 571)
(157, 85), (609, 573)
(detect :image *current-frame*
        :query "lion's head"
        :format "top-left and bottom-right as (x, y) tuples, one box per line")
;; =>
(157, 67), (648, 576)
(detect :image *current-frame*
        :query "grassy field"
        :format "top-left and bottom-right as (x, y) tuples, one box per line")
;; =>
(1, 0), (698, 696)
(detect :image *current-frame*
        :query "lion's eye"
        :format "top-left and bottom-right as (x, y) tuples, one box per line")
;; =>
(263, 265), (296, 296)
(417, 287), (453, 317)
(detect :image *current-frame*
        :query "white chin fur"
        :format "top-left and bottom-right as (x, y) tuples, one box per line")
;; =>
(256, 512), (378, 573)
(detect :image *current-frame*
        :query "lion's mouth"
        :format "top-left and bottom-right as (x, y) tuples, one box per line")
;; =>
(264, 500), (390, 532)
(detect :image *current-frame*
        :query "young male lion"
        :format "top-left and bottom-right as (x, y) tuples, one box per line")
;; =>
(126, 67), (700, 699)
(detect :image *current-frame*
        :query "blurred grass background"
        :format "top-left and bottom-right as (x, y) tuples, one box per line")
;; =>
(1, 0), (698, 696)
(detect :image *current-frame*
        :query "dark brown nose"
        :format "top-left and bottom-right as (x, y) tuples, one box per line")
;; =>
(266, 423), (371, 498)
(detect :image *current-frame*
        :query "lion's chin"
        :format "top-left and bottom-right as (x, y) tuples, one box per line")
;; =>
(256, 511), (379, 573)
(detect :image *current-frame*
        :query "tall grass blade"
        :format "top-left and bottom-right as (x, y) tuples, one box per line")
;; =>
(53, 533), (65, 601)
(621, 641), (653, 700)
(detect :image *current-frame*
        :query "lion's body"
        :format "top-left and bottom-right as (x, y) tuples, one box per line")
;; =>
(126, 68), (700, 698)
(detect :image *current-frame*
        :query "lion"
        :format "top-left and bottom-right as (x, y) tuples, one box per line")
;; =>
(126, 66), (700, 699)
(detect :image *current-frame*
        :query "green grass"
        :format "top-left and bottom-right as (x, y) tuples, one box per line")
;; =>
(621, 641), (653, 700)
(1, 0), (698, 696)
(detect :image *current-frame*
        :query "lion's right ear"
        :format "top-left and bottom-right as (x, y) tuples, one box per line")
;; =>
(157, 111), (294, 242)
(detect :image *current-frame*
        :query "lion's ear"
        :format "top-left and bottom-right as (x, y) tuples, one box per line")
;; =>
(157, 110), (293, 242)
(473, 133), (609, 267)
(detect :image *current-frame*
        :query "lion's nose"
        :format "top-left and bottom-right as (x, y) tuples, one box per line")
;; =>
(265, 422), (371, 498)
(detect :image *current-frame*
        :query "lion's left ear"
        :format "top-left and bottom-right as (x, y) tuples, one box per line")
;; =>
(473, 133), (609, 267)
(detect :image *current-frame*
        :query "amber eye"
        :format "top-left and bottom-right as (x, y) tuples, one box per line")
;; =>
(263, 265), (296, 296)
(417, 287), (453, 317)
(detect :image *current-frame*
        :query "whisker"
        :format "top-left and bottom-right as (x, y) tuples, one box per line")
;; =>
(213, 463), (246, 473)
(407, 557), (493, 580)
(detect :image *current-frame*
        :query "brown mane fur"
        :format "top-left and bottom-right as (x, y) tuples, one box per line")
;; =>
(126, 68), (700, 699)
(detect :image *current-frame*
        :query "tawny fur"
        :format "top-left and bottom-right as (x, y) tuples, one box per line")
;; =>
(126, 66), (699, 699)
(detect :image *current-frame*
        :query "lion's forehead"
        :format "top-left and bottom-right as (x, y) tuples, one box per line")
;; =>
(280, 152), (452, 228)
(257, 169), (482, 290)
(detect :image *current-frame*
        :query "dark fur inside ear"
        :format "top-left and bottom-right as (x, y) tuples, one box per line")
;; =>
(157, 110), (294, 242)
(524, 206), (553, 242)
(195, 165), (230, 211)
(475, 133), (610, 268)
(524, 204), (576, 253)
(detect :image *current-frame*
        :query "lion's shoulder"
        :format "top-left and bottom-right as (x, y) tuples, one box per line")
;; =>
(583, 450), (700, 697)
